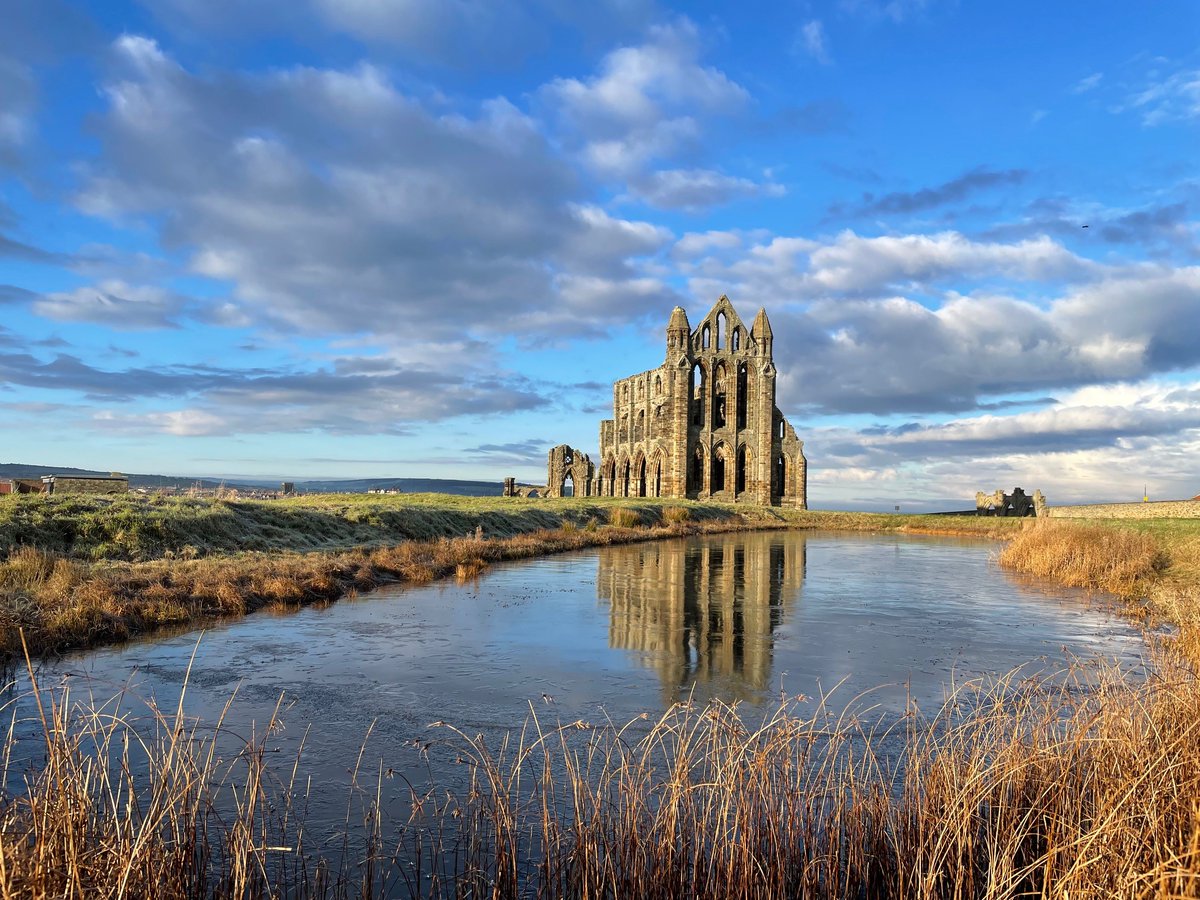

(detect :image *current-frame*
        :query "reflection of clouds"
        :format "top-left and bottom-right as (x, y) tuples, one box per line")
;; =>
(597, 533), (806, 702)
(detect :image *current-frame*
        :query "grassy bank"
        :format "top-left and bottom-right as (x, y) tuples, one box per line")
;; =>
(0, 492), (1020, 659)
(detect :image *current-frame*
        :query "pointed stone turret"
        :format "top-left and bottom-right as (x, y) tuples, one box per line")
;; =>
(666, 305), (691, 356)
(751, 307), (773, 357)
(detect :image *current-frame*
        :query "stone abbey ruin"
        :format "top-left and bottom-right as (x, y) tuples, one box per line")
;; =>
(505, 296), (807, 507)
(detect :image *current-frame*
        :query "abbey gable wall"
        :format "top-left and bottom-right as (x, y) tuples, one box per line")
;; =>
(592, 296), (806, 508)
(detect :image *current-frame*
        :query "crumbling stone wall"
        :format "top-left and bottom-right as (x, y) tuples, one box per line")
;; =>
(545, 445), (593, 498)
(975, 487), (1044, 517)
(501, 445), (593, 499)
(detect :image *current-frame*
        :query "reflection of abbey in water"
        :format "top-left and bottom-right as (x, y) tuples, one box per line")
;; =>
(597, 534), (806, 701)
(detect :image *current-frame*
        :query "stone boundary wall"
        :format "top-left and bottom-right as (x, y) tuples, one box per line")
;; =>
(1047, 500), (1200, 519)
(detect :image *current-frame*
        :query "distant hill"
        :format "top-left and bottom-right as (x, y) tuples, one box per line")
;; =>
(0, 464), (503, 496)
(290, 477), (502, 496)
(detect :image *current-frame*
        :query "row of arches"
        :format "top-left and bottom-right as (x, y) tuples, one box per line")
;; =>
(597, 452), (666, 499)
(698, 312), (743, 353)
(620, 374), (665, 403)
(690, 360), (753, 431)
(617, 405), (665, 444)
(597, 444), (798, 502)
(686, 443), (793, 499)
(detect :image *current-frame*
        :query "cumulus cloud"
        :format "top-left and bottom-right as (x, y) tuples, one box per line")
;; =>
(143, 0), (654, 67)
(680, 229), (1091, 300)
(803, 230), (1087, 293)
(77, 36), (682, 341)
(540, 19), (749, 178)
(673, 225), (1200, 415)
(807, 377), (1200, 507)
(1, 346), (550, 433)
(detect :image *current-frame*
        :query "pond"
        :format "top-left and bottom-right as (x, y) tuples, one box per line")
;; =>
(8, 530), (1147, 846)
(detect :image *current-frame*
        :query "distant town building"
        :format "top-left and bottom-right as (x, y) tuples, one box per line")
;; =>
(0, 478), (46, 495)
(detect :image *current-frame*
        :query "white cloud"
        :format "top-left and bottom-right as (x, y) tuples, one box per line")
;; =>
(541, 19), (749, 178)
(671, 226), (1200, 415)
(807, 377), (1200, 508)
(34, 280), (187, 329)
(803, 231), (1092, 293)
(1122, 65), (1200, 126)
(78, 36), (682, 340)
(797, 20), (831, 65)
(630, 168), (785, 211)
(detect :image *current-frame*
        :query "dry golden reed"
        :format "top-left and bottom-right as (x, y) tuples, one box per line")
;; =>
(999, 519), (1163, 594)
(607, 507), (641, 528)
(3, 653), (1199, 898)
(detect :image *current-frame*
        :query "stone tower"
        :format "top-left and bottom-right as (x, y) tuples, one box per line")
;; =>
(593, 296), (807, 507)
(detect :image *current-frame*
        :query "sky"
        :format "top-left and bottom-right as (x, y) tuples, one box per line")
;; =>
(0, 0), (1198, 510)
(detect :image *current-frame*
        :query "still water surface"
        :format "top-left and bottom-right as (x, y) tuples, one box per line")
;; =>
(15, 530), (1146, 831)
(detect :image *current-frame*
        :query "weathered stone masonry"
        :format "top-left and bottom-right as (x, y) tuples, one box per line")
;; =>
(592, 297), (806, 507)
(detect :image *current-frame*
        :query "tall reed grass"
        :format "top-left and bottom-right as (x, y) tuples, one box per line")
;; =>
(3, 652), (1198, 898)
(999, 519), (1163, 595)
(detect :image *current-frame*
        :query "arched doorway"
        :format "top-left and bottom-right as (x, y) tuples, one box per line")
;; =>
(711, 443), (728, 494)
(637, 456), (646, 497)
(688, 444), (705, 494)
(736, 445), (749, 496)
(562, 472), (574, 497)
(736, 363), (748, 430)
(712, 363), (727, 428)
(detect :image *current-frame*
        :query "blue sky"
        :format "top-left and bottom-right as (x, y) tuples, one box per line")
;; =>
(1, 0), (1198, 510)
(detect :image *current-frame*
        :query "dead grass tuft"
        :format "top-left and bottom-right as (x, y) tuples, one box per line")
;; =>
(662, 505), (691, 524)
(607, 507), (641, 528)
(455, 558), (487, 581)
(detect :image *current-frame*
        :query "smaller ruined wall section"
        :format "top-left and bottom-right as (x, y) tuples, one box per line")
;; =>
(1047, 500), (1200, 519)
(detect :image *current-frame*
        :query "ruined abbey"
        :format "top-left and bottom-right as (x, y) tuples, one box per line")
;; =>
(597, 296), (806, 507)
(507, 296), (807, 507)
